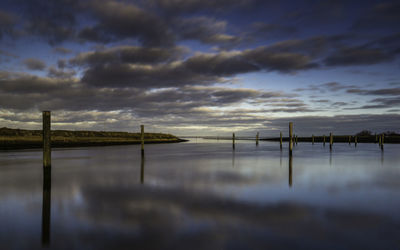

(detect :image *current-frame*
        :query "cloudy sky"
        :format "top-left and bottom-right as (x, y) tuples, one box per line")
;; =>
(0, 0), (399, 136)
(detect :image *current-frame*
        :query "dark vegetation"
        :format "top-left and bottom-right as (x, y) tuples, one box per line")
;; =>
(0, 127), (185, 150)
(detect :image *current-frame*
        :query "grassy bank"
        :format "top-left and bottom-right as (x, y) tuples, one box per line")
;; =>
(262, 135), (400, 143)
(0, 127), (186, 150)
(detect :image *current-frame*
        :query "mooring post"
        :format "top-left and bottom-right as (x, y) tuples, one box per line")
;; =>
(312, 134), (314, 145)
(323, 135), (326, 146)
(355, 136), (358, 147)
(141, 125), (144, 155)
(329, 132), (333, 150)
(233, 133), (235, 149)
(256, 132), (259, 146)
(43, 111), (51, 168)
(289, 122), (293, 155)
(280, 131), (283, 149)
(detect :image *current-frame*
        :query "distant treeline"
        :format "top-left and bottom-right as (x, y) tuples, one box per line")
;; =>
(0, 127), (185, 150)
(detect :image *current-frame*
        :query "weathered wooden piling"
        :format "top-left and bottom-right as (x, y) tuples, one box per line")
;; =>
(323, 135), (326, 146)
(379, 134), (382, 146)
(140, 125), (144, 154)
(329, 132), (333, 150)
(42, 167), (51, 246)
(289, 122), (293, 155)
(43, 111), (51, 168)
(280, 131), (283, 149)
(312, 134), (314, 145)
(233, 133), (235, 149)
(256, 132), (259, 146)
(296, 135), (298, 145)
(355, 136), (358, 147)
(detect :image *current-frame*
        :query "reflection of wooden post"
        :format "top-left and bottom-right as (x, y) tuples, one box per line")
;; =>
(140, 151), (145, 184)
(141, 125), (144, 155)
(312, 134), (314, 145)
(329, 132), (333, 150)
(232, 133), (235, 149)
(256, 132), (259, 146)
(323, 135), (326, 146)
(42, 167), (51, 246)
(43, 111), (51, 168)
(289, 154), (293, 188)
(381, 135), (384, 151)
(280, 132), (282, 149)
(289, 122), (293, 155)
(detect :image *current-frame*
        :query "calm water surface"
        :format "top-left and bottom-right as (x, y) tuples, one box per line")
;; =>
(1, 140), (399, 249)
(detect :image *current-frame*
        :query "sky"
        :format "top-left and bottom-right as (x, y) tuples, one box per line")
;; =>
(0, 0), (399, 136)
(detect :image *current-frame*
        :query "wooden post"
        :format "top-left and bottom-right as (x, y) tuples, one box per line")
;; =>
(233, 133), (235, 149)
(379, 134), (382, 146)
(43, 111), (51, 168)
(280, 131), (283, 149)
(375, 133), (377, 143)
(323, 135), (326, 146)
(355, 136), (358, 147)
(256, 132), (259, 146)
(296, 135), (298, 145)
(289, 122), (293, 155)
(312, 134), (314, 145)
(348, 136), (351, 145)
(381, 134), (384, 150)
(141, 125), (144, 154)
(329, 132), (333, 150)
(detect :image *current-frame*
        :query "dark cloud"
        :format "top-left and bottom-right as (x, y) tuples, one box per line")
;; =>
(79, 0), (174, 46)
(346, 87), (400, 96)
(0, 9), (17, 39)
(53, 46), (72, 54)
(47, 66), (76, 79)
(353, 2), (400, 30)
(22, 58), (46, 70)
(147, 0), (254, 14)
(173, 16), (240, 46)
(70, 46), (187, 66)
(324, 47), (393, 66)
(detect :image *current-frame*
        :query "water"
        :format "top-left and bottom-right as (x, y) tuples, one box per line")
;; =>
(1, 140), (399, 249)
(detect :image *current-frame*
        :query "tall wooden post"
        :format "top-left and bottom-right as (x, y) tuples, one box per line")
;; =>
(323, 135), (326, 146)
(312, 134), (314, 145)
(379, 134), (382, 147)
(141, 125), (144, 155)
(329, 132), (333, 150)
(43, 111), (51, 168)
(280, 131), (283, 149)
(289, 122), (293, 155)
(256, 132), (259, 146)
(232, 133), (235, 149)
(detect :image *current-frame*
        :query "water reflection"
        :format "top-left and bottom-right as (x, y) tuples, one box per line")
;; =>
(140, 152), (145, 184)
(288, 154), (293, 188)
(41, 167), (51, 246)
(232, 149), (235, 168)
